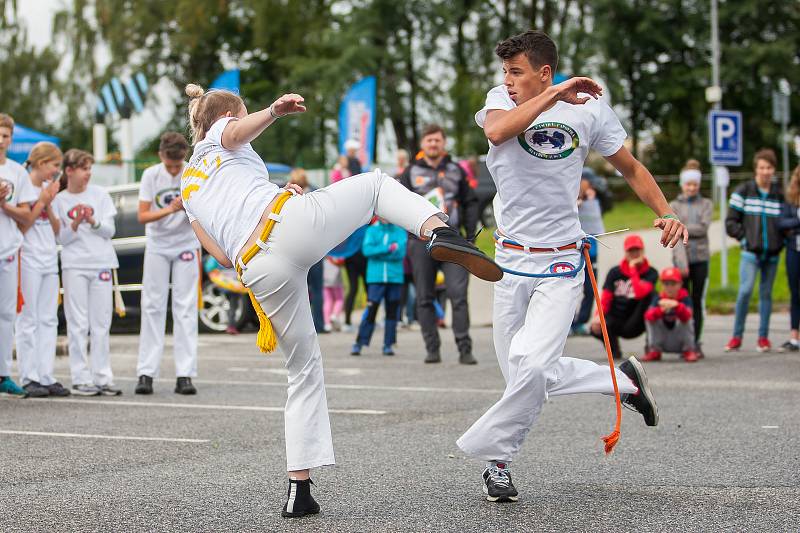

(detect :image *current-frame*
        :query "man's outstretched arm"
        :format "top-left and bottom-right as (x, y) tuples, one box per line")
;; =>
(605, 146), (688, 248)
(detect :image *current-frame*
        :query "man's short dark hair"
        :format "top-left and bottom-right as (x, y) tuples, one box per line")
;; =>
(159, 131), (190, 160)
(753, 148), (777, 169)
(495, 30), (558, 73)
(421, 124), (445, 139)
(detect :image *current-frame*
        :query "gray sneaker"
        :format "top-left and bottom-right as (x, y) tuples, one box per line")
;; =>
(72, 384), (101, 396)
(23, 381), (50, 398)
(99, 384), (122, 396)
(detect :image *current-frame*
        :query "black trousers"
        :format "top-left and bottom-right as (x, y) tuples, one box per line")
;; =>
(343, 251), (367, 326)
(592, 296), (650, 359)
(682, 261), (709, 342)
(307, 260), (325, 333)
(408, 238), (472, 355)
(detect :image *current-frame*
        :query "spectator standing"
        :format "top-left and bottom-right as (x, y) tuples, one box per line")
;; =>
(571, 177), (604, 335)
(725, 149), (785, 353)
(590, 234), (658, 359)
(330, 155), (350, 184)
(290, 168), (325, 333)
(670, 159), (712, 351)
(399, 124), (479, 364)
(323, 256), (345, 332)
(344, 139), (363, 176)
(395, 149), (409, 178)
(777, 165), (800, 352)
(351, 218), (407, 356)
(642, 267), (700, 362)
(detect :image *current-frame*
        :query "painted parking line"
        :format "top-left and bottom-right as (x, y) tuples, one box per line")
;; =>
(0, 429), (208, 443)
(33, 397), (386, 415)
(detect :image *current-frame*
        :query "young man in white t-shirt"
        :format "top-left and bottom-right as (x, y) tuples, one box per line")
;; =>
(0, 113), (37, 397)
(135, 132), (200, 395)
(456, 31), (689, 502)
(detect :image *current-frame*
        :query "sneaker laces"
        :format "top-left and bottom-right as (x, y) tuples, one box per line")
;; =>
(486, 466), (511, 488)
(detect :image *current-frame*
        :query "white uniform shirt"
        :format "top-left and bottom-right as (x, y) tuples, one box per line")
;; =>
(21, 183), (59, 273)
(476, 85), (626, 248)
(181, 116), (280, 262)
(0, 159), (37, 259)
(53, 184), (119, 269)
(139, 162), (200, 254)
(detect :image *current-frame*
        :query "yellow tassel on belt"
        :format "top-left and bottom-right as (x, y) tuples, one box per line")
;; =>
(236, 191), (293, 354)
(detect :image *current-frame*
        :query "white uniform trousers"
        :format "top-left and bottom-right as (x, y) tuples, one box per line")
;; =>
(240, 170), (441, 471)
(457, 246), (637, 462)
(136, 248), (199, 378)
(15, 268), (59, 385)
(62, 268), (115, 387)
(0, 254), (18, 377)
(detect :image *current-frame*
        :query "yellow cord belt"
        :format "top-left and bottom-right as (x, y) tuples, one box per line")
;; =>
(236, 191), (293, 354)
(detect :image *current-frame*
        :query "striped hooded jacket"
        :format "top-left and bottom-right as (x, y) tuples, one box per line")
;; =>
(725, 180), (785, 257)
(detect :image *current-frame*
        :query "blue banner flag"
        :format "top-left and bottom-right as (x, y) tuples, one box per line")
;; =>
(210, 70), (240, 94)
(338, 76), (377, 169)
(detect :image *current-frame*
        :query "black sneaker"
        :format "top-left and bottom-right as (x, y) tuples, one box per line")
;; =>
(99, 384), (122, 396)
(427, 226), (503, 282)
(281, 478), (320, 518)
(23, 381), (50, 398)
(46, 382), (71, 397)
(619, 356), (659, 427)
(424, 351), (441, 363)
(780, 340), (799, 352)
(482, 463), (518, 502)
(135, 375), (153, 395)
(175, 377), (197, 395)
(459, 351), (478, 365)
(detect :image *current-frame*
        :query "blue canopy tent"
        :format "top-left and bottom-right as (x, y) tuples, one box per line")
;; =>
(7, 125), (60, 163)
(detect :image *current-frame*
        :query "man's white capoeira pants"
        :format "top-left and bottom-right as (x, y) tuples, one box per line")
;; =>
(16, 266), (59, 385)
(457, 246), (637, 462)
(0, 254), (18, 377)
(137, 248), (199, 378)
(62, 268), (115, 387)
(240, 170), (441, 471)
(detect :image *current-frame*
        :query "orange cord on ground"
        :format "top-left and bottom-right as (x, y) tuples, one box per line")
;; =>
(583, 247), (622, 454)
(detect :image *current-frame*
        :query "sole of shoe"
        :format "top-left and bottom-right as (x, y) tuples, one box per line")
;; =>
(483, 484), (519, 502)
(430, 244), (503, 282)
(100, 389), (122, 397)
(281, 507), (321, 518)
(71, 390), (100, 397)
(175, 388), (197, 395)
(757, 346), (771, 353)
(0, 392), (28, 398)
(135, 388), (153, 395)
(625, 356), (659, 427)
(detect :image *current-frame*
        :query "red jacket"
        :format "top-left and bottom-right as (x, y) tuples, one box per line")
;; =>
(644, 287), (693, 323)
(600, 258), (657, 315)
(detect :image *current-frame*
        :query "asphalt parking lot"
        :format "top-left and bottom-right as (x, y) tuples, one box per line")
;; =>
(1, 314), (798, 532)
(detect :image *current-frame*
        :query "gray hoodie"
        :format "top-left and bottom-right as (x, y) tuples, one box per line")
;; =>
(671, 193), (713, 268)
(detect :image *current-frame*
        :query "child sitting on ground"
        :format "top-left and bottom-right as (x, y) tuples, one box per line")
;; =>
(643, 267), (700, 363)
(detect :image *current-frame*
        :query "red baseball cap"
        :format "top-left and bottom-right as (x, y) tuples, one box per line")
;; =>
(660, 267), (683, 283)
(623, 234), (644, 251)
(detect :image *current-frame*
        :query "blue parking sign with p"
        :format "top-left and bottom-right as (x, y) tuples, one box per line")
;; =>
(709, 110), (742, 166)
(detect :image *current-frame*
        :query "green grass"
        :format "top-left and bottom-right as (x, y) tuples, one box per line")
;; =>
(706, 247), (789, 314)
(601, 200), (720, 232)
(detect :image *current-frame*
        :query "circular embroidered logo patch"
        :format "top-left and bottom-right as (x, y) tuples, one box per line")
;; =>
(550, 262), (576, 274)
(0, 179), (14, 202)
(179, 250), (195, 262)
(99, 270), (112, 281)
(518, 122), (579, 160)
(67, 205), (94, 220)
(155, 187), (180, 208)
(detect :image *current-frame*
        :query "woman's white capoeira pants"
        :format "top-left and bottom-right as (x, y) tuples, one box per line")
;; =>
(0, 254), (19, 377)
(240, 170), (441, 471)
(15, 266), (59, 386)
(136, 248), (199, 378)
(457, 246), (637, 462)
(62, 268), (115, 387)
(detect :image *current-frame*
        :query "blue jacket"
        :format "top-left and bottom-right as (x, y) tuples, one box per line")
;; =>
(362, 222), (407, 284)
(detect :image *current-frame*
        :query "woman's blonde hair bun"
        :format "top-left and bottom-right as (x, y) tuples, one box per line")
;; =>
(185, 84), (205, 99)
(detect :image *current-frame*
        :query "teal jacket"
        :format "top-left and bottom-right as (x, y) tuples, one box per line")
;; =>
(362, 221), (407, 284)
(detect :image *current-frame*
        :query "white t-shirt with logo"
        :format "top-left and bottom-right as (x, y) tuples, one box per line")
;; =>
(476, 84), (626, 248)
(181, 116), (280, 262)
(139, 162), (200, 255)
(0, 159), (37, 259)
(52, 184), (119, 270)
(21, 184), (59, 274)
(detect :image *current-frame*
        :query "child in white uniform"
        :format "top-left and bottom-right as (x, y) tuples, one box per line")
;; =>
(16, 142), (70, 398)
(0, 113), (37, 397)
(52, 149), (122, 397)
(455, 31), (687, 502)
(135, 132), (200, 396)
(180, 84), (501, 518)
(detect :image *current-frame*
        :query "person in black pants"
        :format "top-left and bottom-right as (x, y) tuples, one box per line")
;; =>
(399, 124), (479, 364)
(590, 235), (658, 359)
(343, 246), (367, 331)
(778, 165), (800, 352)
